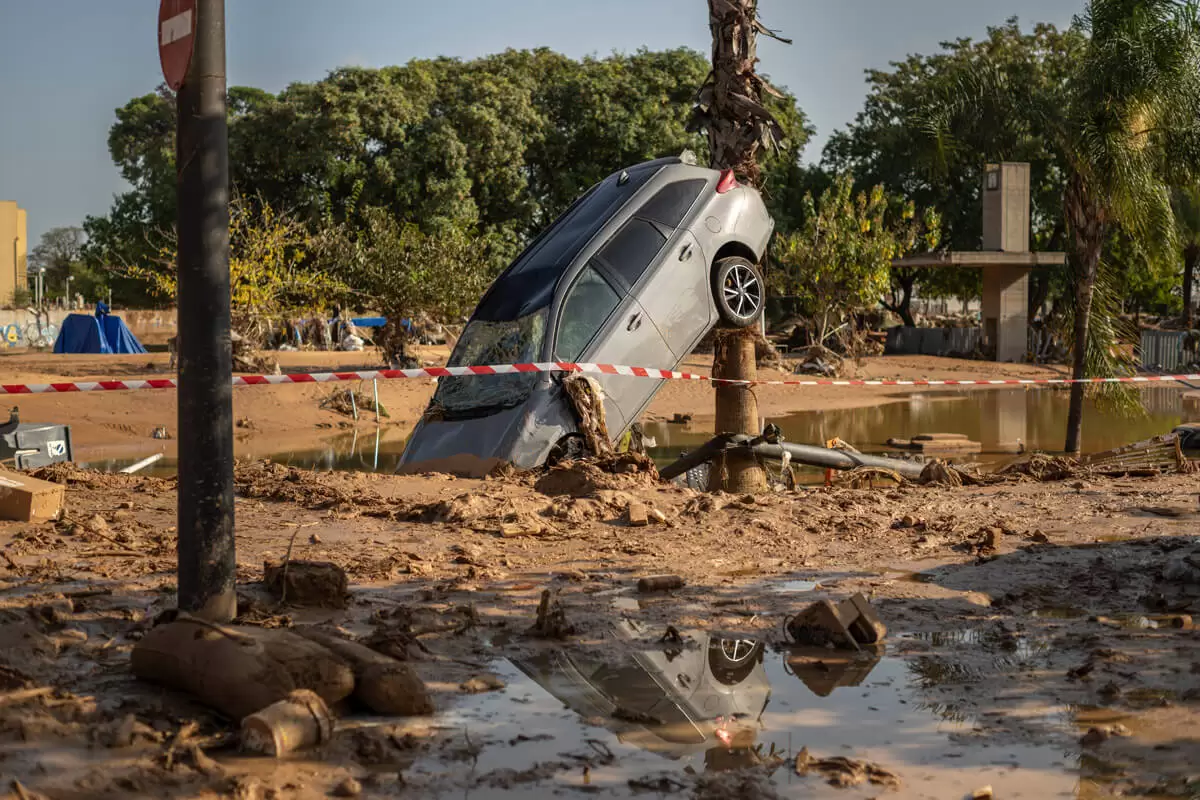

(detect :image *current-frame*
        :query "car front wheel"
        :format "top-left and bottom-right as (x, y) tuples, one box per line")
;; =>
(713, 256), (765, 328)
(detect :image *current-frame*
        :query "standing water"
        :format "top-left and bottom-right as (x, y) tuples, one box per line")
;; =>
(81, 386), (1194, 476)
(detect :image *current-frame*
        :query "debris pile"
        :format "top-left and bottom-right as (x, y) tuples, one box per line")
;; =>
(131, 614), (434, 758)
(785, 593), (886, 650)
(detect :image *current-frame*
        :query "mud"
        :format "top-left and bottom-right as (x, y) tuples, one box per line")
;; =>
(0, 463), (1195, 797)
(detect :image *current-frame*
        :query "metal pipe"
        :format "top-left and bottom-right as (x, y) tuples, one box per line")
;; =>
(659, 434), (926, 482)
(752, 442), (925, 480)
(120, 453), (165, 475)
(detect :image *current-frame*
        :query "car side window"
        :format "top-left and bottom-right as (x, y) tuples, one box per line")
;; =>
(639, 179), (707, 228)
(555, 264), (622, 362)
(597, 217), (667, 287)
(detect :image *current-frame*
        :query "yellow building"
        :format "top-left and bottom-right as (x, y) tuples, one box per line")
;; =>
(0, 202), (28, 306)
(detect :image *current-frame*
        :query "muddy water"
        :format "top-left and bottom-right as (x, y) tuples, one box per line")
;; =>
(80, 386), (1194, 476)
(647, 385), (1194, 465)
(391, 622), (1085, 798)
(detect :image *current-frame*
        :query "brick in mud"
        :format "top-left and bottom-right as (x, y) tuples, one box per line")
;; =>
(626, 501), (649, 527)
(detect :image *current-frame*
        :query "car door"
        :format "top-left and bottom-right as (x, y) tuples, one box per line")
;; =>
(598, 178), (713, 360)
(553, 261), (673, 434)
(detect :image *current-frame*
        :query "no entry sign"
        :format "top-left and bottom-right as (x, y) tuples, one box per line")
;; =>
(159, 0), (196, 91)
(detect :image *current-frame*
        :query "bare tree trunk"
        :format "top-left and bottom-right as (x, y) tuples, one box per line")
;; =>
(1064, 179), (1105, 454)
(707, 330), (767, 493)
(1184, 245), (1199, 329)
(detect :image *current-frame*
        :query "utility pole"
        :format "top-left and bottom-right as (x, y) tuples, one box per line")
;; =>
(169, 0), (236, 621)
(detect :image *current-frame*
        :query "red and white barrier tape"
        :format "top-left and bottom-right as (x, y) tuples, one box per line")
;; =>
(1, 362), (1199, 395)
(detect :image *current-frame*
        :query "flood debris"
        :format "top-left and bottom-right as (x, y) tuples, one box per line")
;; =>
(637, 574), (685, 593)
(887, 433), (982, 454)
(785, 593), (886, 650)
(1081, 723), (1132, 747)
(263, 559), (349, 609)
(460, 674), (506, 694)
(563, 374), (612, 457)
(626, 501), (649, 527)
(240, 689), (334, 757)
(293, 627), (433, 715)
(131, 617), (356, 720)
(531, 588), (575, 639)
(794, 747), (901, 790)
(320, 388), (388, 420)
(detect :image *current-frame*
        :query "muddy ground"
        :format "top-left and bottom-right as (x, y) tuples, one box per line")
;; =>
(0, 459), (1198, 798)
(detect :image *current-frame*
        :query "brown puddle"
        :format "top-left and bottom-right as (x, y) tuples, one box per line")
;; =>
(359, 620), (1094, 799)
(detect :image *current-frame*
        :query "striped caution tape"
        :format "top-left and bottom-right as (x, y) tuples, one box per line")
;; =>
(1, 363), (1199, 395)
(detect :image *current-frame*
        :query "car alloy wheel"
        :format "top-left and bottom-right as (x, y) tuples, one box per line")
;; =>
(713, 256), (764, 327)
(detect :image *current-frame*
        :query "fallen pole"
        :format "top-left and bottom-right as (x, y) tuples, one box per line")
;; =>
(120, 453), (165, 475)
(659, 434), (925, 482)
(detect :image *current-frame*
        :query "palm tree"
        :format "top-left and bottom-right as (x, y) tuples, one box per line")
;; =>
(1173, 185), (1200, 328)
(924, 0), (1200, 452)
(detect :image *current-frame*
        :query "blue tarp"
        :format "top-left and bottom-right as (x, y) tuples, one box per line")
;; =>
(53, 314), (147, 355)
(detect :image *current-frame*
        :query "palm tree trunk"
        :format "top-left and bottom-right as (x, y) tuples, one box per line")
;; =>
(696, 0), (786, 495)
(1064, 178), (1105, 454)
(1184, 246), (1199, 329)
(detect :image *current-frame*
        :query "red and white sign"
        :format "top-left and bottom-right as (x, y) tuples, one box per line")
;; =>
(158, 0), (196, 91)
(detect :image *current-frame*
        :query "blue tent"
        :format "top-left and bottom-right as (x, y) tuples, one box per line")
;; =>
(53, 312), (147, 355)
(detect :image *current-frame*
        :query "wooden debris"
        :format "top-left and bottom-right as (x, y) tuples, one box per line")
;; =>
(131, 618), (355, 719)
(293, 627), (433, 716)
(637, 575), (685, 593)
(263, 559), (348, 609)
(241, 689), (333, 757)
(531, 589), (575, 639)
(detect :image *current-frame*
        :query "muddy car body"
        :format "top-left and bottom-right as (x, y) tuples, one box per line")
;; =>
(400, 156), (775, 470)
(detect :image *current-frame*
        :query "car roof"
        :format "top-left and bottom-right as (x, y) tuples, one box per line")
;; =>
(469, 157), (716, 322)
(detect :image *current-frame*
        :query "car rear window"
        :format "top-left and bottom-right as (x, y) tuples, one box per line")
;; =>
(597, 217), (668, 287)
(638, 179), (707, 228)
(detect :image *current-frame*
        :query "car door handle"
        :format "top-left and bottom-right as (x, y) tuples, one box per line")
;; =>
(627, 312), (642, 332)
(679, 243), (693, 262)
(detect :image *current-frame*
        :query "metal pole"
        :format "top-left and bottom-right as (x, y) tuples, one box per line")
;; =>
(175, 0), (236, 622)
(373, 378), (380, 424)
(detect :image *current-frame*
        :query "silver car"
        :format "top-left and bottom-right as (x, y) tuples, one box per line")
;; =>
(400, 156), (776, 470)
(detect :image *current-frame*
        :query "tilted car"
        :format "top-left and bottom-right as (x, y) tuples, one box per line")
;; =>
(399, 155), (775, 470)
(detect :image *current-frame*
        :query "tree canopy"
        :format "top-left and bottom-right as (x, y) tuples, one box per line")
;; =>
(84, 47), (812, 308)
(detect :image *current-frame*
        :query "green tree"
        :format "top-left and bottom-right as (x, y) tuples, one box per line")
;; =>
(824, 19), (1083, 315)
(773, 175), (941, 344)
(922, 0), (1200, 452)
(313, 210), (493, 365)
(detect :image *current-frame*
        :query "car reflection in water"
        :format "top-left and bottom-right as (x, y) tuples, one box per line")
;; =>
(509, 622), (882, 773)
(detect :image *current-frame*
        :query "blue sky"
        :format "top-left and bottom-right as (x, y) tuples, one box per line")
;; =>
(0, 0), (1081, 245)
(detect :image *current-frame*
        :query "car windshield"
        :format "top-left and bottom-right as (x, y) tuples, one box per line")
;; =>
(431, 309), (547, 417)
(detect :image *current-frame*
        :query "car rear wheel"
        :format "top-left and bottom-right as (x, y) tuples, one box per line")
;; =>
(713, 257), (764, 328)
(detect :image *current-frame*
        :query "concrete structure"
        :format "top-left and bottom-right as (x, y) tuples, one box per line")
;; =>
(0, 202), (29, 306)
(892, 163), (1065, 362)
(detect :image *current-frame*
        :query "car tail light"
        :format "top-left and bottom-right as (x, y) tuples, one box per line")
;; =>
(716, 170), (738, 194)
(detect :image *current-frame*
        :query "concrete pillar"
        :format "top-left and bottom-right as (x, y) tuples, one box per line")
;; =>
(982, 265), (1030, 362)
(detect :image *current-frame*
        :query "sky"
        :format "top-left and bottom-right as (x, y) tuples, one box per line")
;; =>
(0, 0), (1083, 246)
